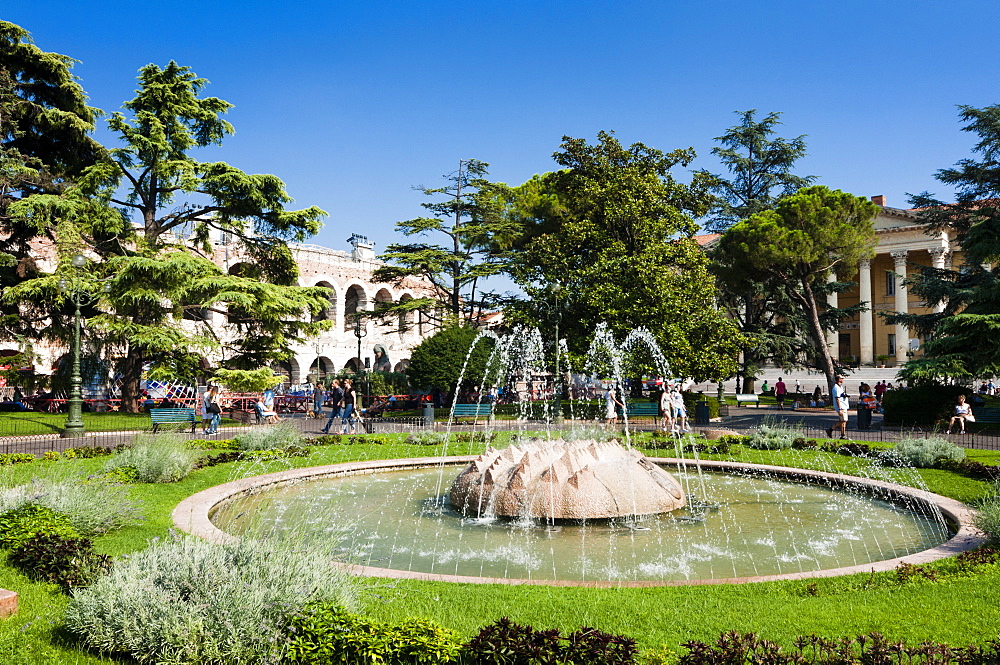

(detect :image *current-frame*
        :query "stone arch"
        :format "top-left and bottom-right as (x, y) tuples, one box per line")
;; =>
(308, 356), (334, 382)
(343, 284), (368, 331)
(312, 281), (338, 323)
(270, 358), (300, 388)
(393, 359), (410, 372)
(398, 293), (414, 332)
(343, 357), (362, 374)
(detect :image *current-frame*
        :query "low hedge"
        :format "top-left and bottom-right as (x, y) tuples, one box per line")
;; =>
(882, 384), (970, 426)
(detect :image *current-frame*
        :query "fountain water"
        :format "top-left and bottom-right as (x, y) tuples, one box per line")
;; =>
(185, 326), (980, 585)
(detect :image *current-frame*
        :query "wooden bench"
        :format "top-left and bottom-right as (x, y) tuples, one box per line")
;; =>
(150, 407), (197, 433)
(735, 394), (760, 407)
(975, 407), (1000, 424)
(625, 402), (660, 418)
(452, 404), (493, 419)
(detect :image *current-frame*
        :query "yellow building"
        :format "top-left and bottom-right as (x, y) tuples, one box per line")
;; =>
(828, 195), (961, 366)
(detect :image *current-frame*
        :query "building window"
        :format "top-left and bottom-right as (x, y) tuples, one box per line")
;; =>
(885, 271), (896, 296)
(887, 334), (896, 356)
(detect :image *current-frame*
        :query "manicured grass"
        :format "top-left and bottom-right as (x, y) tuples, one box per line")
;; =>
(2, 433), (999, 663)
(0, 412), (242, 437)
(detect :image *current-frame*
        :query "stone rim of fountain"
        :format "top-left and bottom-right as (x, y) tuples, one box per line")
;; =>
(172, 456), (987, 588)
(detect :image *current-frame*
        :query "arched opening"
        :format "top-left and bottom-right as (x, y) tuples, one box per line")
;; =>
(343, 357), (362, 374)
(312, 281), (338, 323)
(393, 360), (410, 372)
(344, 284), (367, 331)
(398, 294), (414, 332)
(269, 357), (301, 390)
(308, 356), (334, 383)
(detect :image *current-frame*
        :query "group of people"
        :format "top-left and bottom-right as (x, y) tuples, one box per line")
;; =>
(601, 384), (689, 432)
(319, 378), (361, 435)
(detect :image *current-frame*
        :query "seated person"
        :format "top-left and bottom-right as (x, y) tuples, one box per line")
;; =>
(948, 395), (973, 434)
(258, 389), (280, 423)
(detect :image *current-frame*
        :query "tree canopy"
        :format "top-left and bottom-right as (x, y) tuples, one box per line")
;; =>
(406, 325), (496, 394)
(717, 185), (879, 392)
(892, 104), (1000, 384)
(4, 59), (332, 410)
(502, 131), (743, 381)
(374, 160), (515, 329)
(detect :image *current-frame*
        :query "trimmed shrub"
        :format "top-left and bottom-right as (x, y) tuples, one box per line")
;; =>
(287, 603), (462, 664)
(0, 478), (141, 536)
(746, 423), (795, 450)
(65, 536), (359, 665)
(0, 504), (78, 548)
(976, 486), (1000, 545)
(186, 438), (239, 450)
(462, 617), (637, 665)
(406, 431), (450, 446)
(883, 436), (966, 468)
(8, 532), (112, 592)
(0, 453), (35, 466)
(232, 423), (302, 451)
(881, 384), (970, 426)
(103, 434), (200, 483)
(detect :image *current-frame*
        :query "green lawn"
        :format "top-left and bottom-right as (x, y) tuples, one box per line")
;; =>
(1, 434), (999, 663)
(0, 412), (242, 437)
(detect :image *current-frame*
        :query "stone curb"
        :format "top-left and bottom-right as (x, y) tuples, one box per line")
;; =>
(0, 588), (16, 618)
(172, 456), (987, 588)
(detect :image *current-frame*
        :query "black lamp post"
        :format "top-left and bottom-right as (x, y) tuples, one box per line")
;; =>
(352, 312), (368, 404)
(57, 254), (111, 438)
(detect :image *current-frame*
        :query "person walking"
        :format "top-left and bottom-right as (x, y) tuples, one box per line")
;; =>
(659, 386), (674, 432)
(321, 379), (343, 434)
(204, 386), (221, 435)
(671, 387), (689, 433)
(857, 382), (876, 430)
(774, 377), (787, 410)
(826, 376), (850, 440)
(200, 386), (211, 434)
(604, 385), (623, 425)
(341, 379), (358, 434)
(312, 383), (325, 419)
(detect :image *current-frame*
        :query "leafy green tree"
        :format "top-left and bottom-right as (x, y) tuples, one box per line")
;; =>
(699, 110), (815, 233)
(701, 110), (817, 392)
(7, 61), (331, 411)
(717, 185), (879, 393)
(503, 131), (743, 382)
(891, 104), (1000, 384)
(0, 21), (102, 340)
(407, 325), (496, 395)
(374, 160), (515, 328)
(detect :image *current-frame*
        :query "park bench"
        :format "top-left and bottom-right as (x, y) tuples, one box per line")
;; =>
(625, 402), (660, 418)
(975, 407), (1000, 424)
(150, 407), (197, 433)
(452, 404), (493, 420)
(735, 394), (760, 407)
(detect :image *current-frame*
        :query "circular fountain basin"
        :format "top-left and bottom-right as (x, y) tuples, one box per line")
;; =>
(173, 456), (986, 587)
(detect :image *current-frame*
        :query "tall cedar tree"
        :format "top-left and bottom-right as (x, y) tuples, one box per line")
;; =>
(889, 104), (1000, 383)
(702, 110), (818, 392)
(0, 21), (103, 342)
(9, 62), (331, 411)
(503, 131), (743, 382)
(374, 160), (515, 329)
(718, 186), (879, 396)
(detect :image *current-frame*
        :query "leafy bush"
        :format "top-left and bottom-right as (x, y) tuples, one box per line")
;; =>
(0, 504), (78, 548)
(287, 602), (462, 664)
(454, 431), (498, 444)
(976, 485), (1000, 545)
(792, 438), (818, 449)
(408, 325), (497, 392)
(232, 423), (302, 451)
(678, 631), (1000, 665)
(305, 434), (343, 446)
(103, 434), (201, 483)
(746, 423), (795, 450)
(883, 436), (966, 468)
(406, 431), (450, 446)
(0, 478), (141, 536)
(65, 536), (359, 665)
(0, 453), (35, 466)
(881, 384), (970, 426)
(186, 438), (240, 450)
(935, 458), (1000, 482)
(8, 532), (112, 592)
(463, 617), (637, 665)
(820, 442), (872, 457)
(43, 451), (60, 461)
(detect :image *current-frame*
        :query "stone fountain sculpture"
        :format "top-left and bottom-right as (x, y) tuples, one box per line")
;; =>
(449, 438), (686, 519)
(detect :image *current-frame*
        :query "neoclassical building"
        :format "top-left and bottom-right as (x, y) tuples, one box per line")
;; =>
(2, 234), (437, 394)
(826, 195), (959, 365)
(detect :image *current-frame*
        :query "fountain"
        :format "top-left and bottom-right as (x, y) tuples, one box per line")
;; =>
(450, 438), (685, 519)
(173, 325), (984, 585)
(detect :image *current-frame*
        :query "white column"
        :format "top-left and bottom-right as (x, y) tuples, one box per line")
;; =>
(929, 248), (948, 313)
(826, 271), (839, 360)
(858, 258), (874, 364)
(891, 250), (909, 363)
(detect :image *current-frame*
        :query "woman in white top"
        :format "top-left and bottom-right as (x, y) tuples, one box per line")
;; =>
(948, 395), (973, 434)
(604, 386), (622, 424)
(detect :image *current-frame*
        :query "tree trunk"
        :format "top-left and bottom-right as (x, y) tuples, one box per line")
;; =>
(800, 278), (837, 399)
(119, 346), (144, 413)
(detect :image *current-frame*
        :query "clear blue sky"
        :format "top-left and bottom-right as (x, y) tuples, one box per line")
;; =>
(10, 1), (1000, 257)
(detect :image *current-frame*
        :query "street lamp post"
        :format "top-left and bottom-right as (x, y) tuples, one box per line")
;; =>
(353, 312), (368, 405)
(58, 254), (111, 438)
